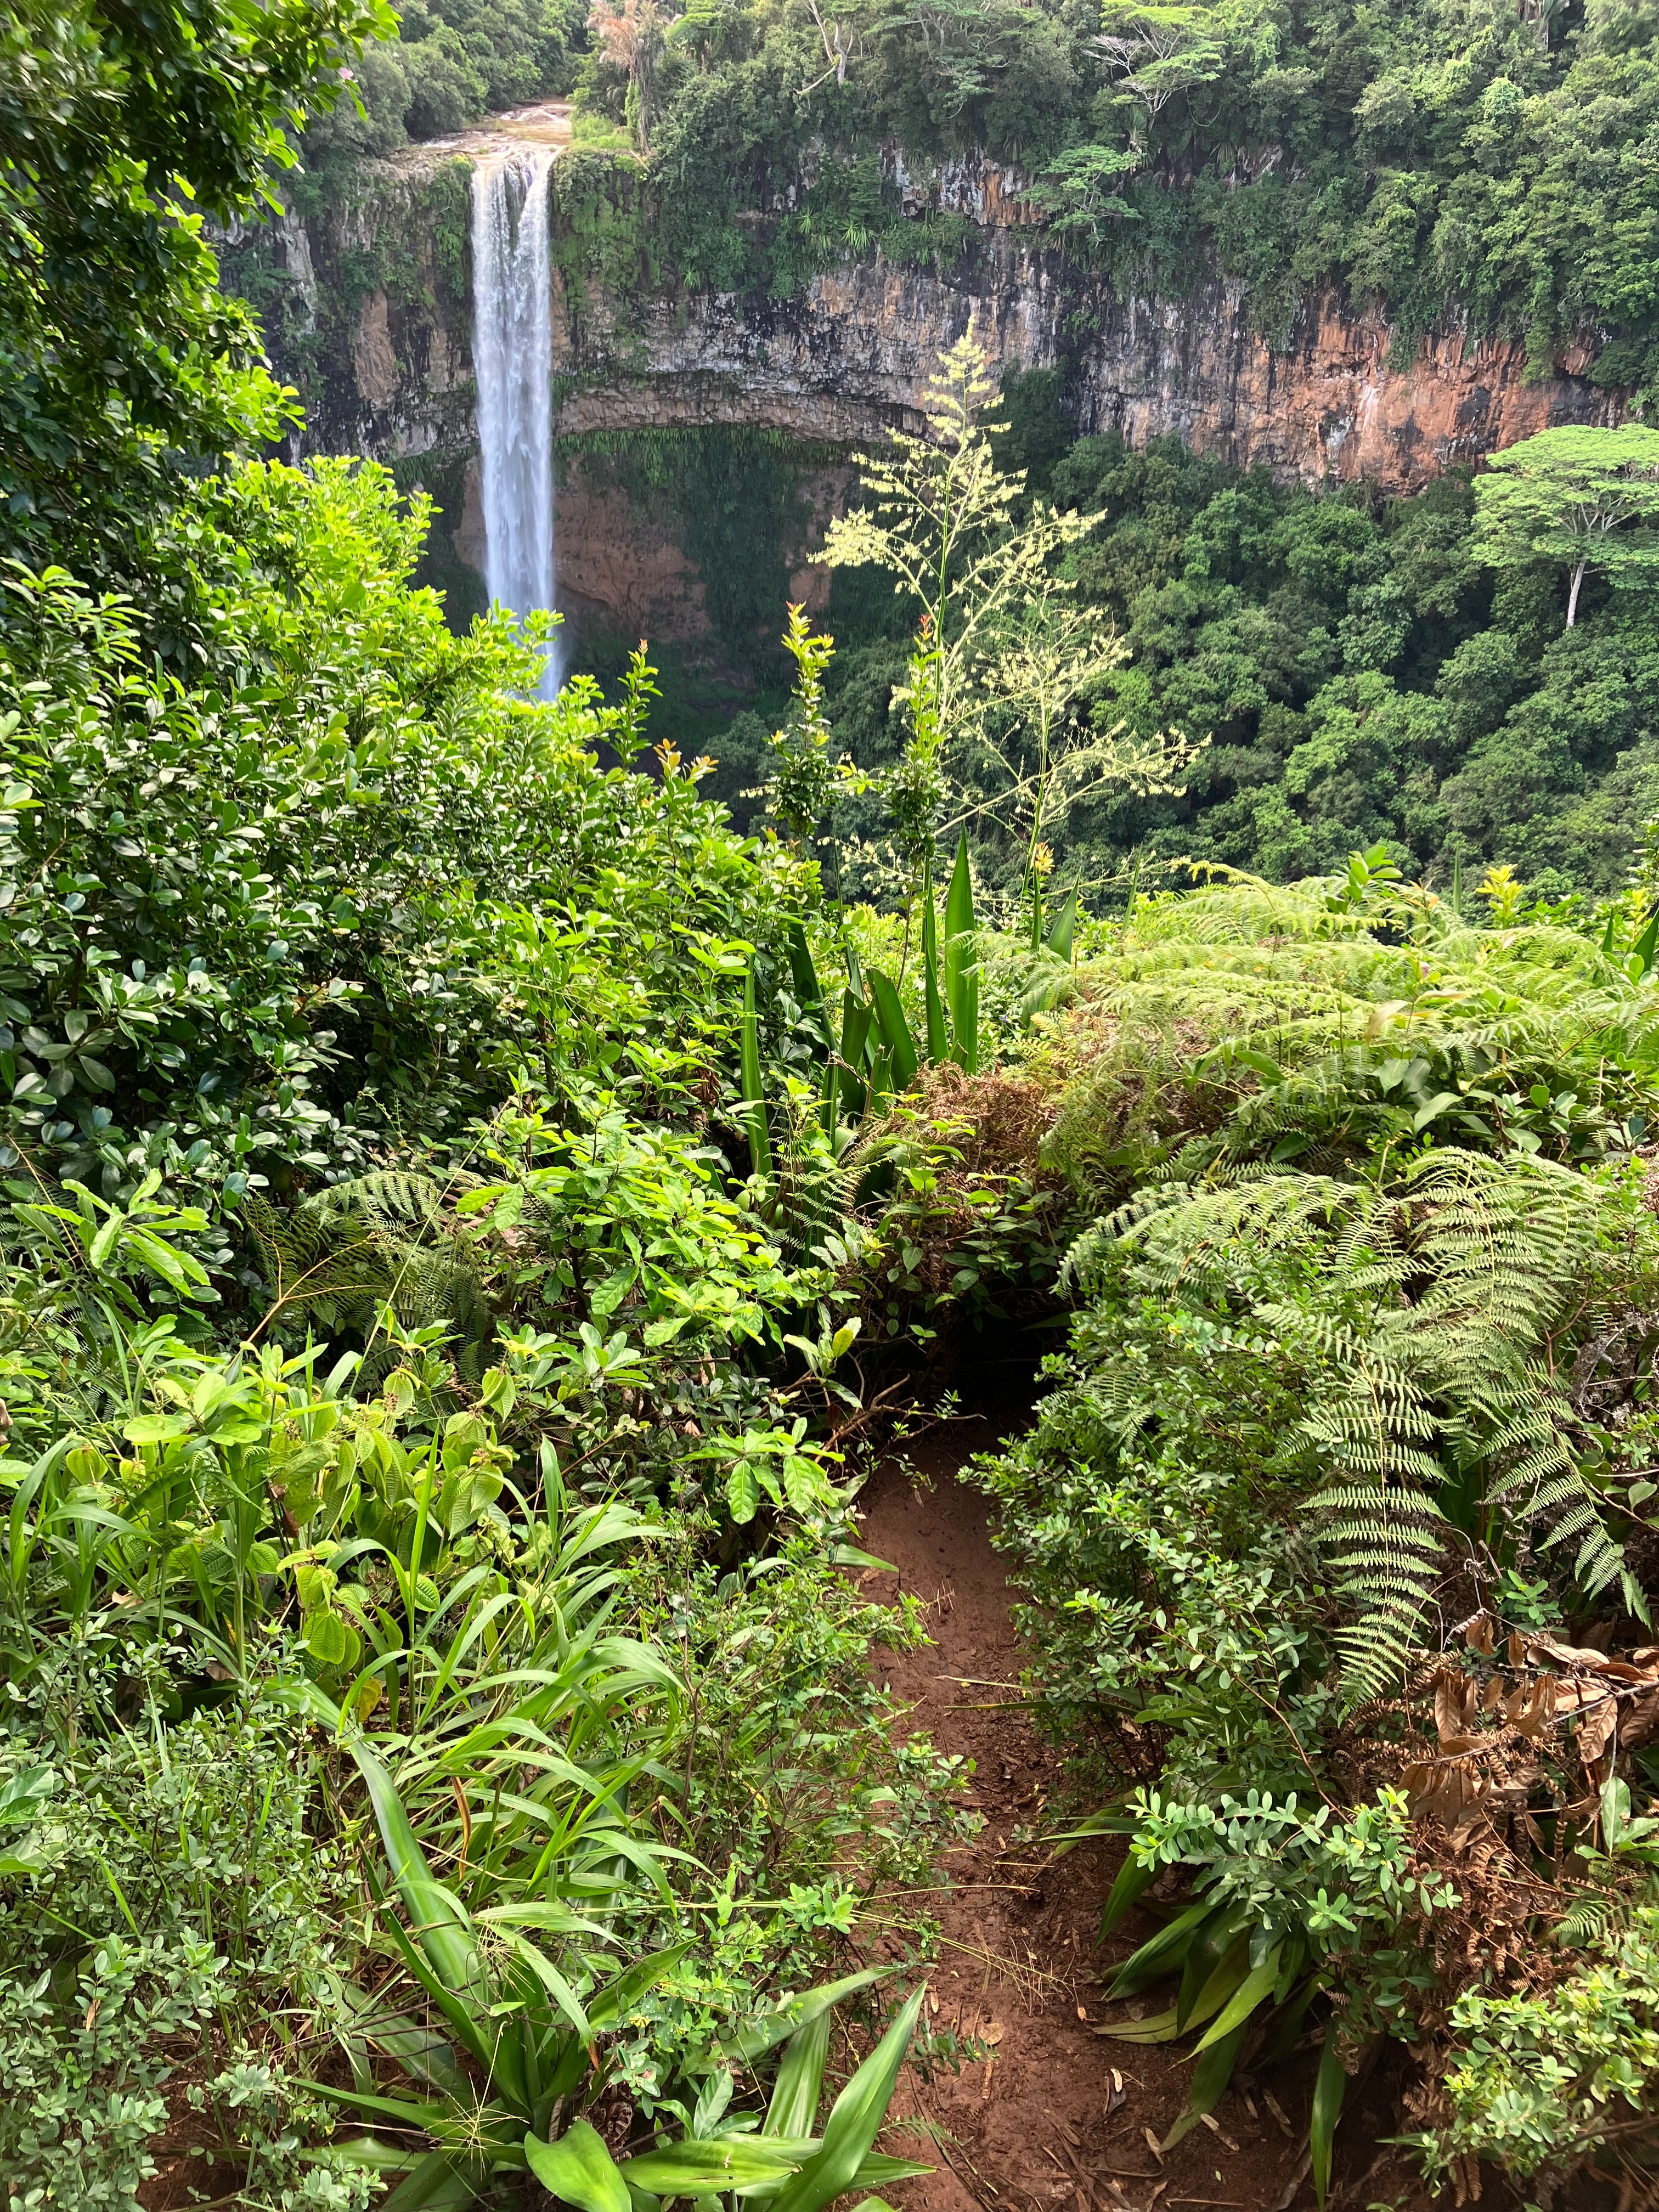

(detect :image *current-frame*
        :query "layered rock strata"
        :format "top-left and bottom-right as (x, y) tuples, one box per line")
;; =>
(245, 138), (1623, 653)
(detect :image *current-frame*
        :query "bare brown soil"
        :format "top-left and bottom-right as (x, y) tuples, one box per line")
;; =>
(859, 1426), (1424, 2212)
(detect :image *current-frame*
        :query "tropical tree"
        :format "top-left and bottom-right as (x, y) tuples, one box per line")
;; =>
(1471, 425), (1659, 628)
(589, 0), (675, 146)
(0, 0), (387, 583)
(1028, 143), (1139, 247)
(1091, 0), (1231, 132)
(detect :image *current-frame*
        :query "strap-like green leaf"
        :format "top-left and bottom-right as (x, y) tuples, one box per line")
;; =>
(1311, 2024), (1346, 2208)
(1105, 1898), (1212, 1997)
(525, 2120), (630, 2212)
(846, 2155), (934, 2187)
(299, 2081), (454, 2132)
(1045, 893), (1077, 962)
(349, 1745), (479, 2007)
(1176, 1910), (1249, 2030)
(866, 973), (918, 1090)
(766, 2008), (832, 2139)
(1161, 2022), (1249, 2151)
(741, 963), (772, 1178)
(943, 832), (978, 1071)
(788, 919), (828, 1051)
(1193, 1943), (1282, 2052)
(620, 2140), (803, 2192)
(588, 1943), (693, 2031)
(920, 859), (947, 1064)
(1093, 2003), (1181, 2045)
(1097, 1851), (1156, 1939)
(767, 1985), (928, 2212)
(381, 2147), (483, 2209)
(729, 1966), (894, 2063)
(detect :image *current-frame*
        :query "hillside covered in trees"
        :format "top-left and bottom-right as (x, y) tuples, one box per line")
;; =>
(11, 1), (1659, 2210)
(307, 0), (1659, 414)
(753, 393), (1659, 906)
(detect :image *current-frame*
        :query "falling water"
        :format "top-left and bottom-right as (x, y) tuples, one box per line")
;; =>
(471, 149), (557, 690)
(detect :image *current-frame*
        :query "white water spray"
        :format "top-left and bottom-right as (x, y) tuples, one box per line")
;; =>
(471, 149), (557, 689)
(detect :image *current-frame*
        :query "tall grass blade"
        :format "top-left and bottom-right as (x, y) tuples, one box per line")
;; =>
(768, 1986), (929, 2212)
(919, 861), (947, 1064)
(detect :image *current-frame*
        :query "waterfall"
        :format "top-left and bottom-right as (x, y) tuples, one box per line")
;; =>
(471, 149), (557, 690)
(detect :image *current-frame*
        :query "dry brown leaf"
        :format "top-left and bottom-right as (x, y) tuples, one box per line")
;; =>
(1435, 1669), (1474, 1742)
(1528, 1632), (1620, 1669)
(1578, 1697), (1620, 1767)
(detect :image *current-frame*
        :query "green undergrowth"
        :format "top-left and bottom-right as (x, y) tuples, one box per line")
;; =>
(974, 860), (1659, 2197)
(0, 451), (1046, 2211)
(19, 24), (1659, 2191)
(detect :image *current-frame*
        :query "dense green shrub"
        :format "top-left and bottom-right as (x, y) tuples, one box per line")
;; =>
(0, 0), (379, 588)
(977, 866), (1659, 2187)
(0, 460), (808, 1210)
(0, 1690), (375, 2211)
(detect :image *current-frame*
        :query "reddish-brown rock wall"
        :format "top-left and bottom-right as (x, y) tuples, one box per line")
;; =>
(546, 253), (1619, 496)
(246, 143), (1625, 658)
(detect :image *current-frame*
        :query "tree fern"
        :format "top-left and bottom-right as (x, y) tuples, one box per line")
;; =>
(1079, 1145), (1637, 1699)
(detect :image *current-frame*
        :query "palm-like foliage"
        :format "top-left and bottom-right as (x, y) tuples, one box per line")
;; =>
(315, 1746), (932, 2210)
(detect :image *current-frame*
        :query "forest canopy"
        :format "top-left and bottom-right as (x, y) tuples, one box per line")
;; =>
(309, 0), (1659, 404)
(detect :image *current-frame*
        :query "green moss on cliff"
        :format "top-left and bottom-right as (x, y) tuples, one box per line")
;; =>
(557, 425), (833, 681)
(395, 447), (487, 630)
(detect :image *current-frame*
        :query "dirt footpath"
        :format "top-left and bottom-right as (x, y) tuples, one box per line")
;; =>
(859, 1429), (1387, 2212)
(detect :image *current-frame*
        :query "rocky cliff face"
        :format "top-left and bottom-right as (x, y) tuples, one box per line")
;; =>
(244, 137), (1623, 659)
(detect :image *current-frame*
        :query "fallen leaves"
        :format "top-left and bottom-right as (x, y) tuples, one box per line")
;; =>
(1400, 1616), (1659, 1844)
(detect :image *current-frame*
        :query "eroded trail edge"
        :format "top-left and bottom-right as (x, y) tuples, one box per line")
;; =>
(858, 1433), (1326, 2212)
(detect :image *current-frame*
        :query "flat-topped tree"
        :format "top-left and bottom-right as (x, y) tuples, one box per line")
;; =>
(1471, 424), (1659, 628)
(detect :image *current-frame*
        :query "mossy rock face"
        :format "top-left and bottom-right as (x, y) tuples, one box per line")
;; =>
(393, 448), (488, 630)
(556, 425), (834, 680)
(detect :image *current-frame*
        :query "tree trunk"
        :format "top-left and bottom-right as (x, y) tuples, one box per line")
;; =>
(1567, 556), (1587, 628)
